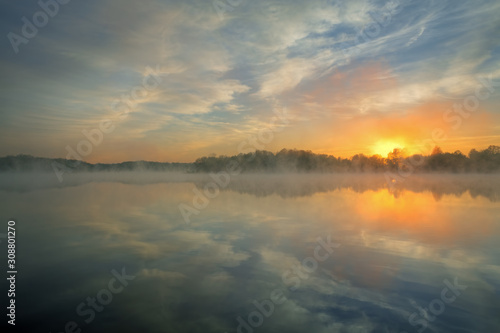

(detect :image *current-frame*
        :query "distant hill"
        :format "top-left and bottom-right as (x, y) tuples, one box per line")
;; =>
(0, 155), (192, 173)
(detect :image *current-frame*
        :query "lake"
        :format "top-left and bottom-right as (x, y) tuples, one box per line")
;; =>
(1, 173), (499, 332)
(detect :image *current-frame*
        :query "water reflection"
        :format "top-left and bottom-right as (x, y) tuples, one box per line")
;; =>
(0, 174), (499, 332)
(1, 173), (499, 201)
(200, 173), (500, 202)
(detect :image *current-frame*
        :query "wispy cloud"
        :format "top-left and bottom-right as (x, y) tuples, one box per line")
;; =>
(406, 26), (425, 47)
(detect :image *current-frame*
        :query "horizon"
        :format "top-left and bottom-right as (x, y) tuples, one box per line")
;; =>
(2, 144), (499, 164)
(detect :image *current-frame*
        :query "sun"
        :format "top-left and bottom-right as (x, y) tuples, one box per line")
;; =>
(371, 140), (406, 157)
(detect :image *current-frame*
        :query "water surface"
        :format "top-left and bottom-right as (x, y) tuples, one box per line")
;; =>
(1, 173), (499, 332)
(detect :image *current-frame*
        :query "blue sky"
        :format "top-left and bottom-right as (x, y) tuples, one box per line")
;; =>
(1, 0), (499, 162)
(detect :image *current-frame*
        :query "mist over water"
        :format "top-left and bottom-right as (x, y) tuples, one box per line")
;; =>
(1, 172), (499, 201)
(1, 173), (499, 332)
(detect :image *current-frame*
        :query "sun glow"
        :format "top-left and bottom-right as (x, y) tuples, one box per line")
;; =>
(371, 140), (406, 157)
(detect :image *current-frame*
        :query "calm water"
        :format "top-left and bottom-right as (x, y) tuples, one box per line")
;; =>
(1, 173), (499, 333)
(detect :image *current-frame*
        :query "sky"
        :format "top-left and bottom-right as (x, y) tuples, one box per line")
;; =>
(0, 0), (499, 163)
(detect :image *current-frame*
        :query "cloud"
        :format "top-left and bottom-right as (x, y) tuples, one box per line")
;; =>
(0, 0), (499, 160)
(405, 26), (425, 47)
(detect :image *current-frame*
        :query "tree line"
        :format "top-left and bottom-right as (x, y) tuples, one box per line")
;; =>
(0, 145), (499, 173)
(193, 146), (500, 173)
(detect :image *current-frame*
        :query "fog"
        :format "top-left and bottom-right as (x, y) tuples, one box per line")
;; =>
(1, 171), (499, 201)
